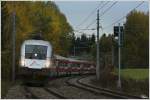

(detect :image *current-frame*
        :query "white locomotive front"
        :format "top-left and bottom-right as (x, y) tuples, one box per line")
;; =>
(19, 39), (53, 82)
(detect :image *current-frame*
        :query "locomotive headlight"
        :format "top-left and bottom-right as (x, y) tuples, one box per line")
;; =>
(45, 61), (50, 67)
(20, 58), (25, 66)
(45, 58), (51, 68)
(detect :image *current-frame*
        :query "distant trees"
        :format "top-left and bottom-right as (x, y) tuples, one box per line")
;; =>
(69, 34), (96, 57)
(123, 10), (149, 67)
(100, 34), (113, 54)
(90, 34), (114, 67)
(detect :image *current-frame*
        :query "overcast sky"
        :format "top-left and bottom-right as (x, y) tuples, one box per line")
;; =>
(55, 1), (149, 37)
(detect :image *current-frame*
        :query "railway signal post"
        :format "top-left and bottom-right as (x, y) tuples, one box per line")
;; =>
(96, 9), (100, 80)
(118, 23), (121, 88)
(114, 23), (124, 89)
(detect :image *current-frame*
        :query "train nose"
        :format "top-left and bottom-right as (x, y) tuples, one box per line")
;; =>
(25, 59), (46, 69)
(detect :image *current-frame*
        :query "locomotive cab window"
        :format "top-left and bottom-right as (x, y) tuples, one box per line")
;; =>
(25, 45), (47, 60)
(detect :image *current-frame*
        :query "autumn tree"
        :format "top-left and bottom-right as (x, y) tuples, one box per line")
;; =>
(123, 10), (149, 67)
(1, 1), (73, 79)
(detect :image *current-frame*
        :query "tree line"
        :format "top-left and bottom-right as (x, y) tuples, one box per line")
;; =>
(123, 10), (149, 67)
(1, 1), (73, 79)
(69, 33), (96, 57)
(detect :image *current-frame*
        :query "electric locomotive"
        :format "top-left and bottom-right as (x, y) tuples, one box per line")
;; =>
(19, 33), (53, 83)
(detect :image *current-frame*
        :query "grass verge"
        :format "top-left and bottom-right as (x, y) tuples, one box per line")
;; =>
(90, 68), (149, 97)
(113, 68), (149, 80)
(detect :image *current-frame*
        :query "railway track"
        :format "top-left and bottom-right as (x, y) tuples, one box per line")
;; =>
(23, 84), (67, 99)
(23, 86), (39, 99)
(47, 76), (111, 99)
(77, 77), (144, 99)
(66, 76), (143, 99)
(19, 75), (145, 99)
(43, 87), (68, 99)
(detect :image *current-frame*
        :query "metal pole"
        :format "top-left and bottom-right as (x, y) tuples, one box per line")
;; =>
(96, 9), (100, 80)
(12, 11), (16, 81)
(112, 37), (114, 65)
(118, 23), (121, 88)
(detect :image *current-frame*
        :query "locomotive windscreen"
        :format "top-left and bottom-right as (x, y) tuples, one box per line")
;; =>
(25, 45), (47, 60)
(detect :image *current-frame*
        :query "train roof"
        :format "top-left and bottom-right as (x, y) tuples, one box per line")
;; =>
(54, 55), (94, 64)
(22, 40), (52, 46)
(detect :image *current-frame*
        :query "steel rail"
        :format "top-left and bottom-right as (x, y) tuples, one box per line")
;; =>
(77, 77), (144, 99)
(66, 76), (144, 99)
(23, 86), (39, 99)
(43, 87), (68, 99)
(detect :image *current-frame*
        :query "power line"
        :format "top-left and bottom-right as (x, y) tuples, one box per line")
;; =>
(99, 1), (110, 10)
(76, 1), (117, 32)
(75, 28), (96, 30)
(73, 30), (86, 34)
(99, 1), (118, 17)
(76, 1), (104, 28)
(103, 1), (145, 29)
(84, 1), (111, 29)
(86, 19), (97, 29)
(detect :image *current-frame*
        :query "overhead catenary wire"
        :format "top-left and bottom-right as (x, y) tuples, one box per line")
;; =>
(75, 1), (145, 36)
(75, 28), (96, 30)
(99, 1), (118, 17)
(85, 19), (97, 29)
(76, 1), (104, 28)
(84, 1), (112, 29)
(82, 1), (144, 32)
(77, 1), (110, 29)
(99, 1), (110, 11)
(95, 1), (118, 33)
(73, 30), (86, 34)
(103, 1), (145, 29)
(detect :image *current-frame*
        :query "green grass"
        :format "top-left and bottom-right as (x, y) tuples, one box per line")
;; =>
(113, 68), (149, 80)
